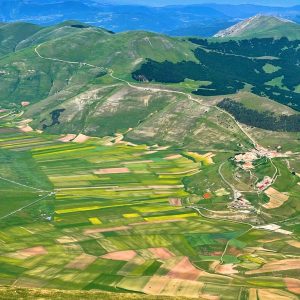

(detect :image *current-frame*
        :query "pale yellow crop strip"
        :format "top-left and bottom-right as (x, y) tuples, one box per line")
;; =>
(55, 202), (136, 214)
(32, 146), (96, 157)
(144, 213), (198, 222)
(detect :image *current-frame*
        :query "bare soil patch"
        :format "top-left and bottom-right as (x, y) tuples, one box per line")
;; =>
(169, 198), (182, 207)
(246, 259), (300, 275)
(102, 250), (137, 261)
(284, 278), (300, 295)
(66, 253), (97, 270)
(94, 167), (130, 175)
(214, 263), (238, 275)
(149, 248), (174, 260)
(263, 187), (289, 209)
(73, 134), (90, 143)
(287, 240), (300, 249)
(84, 226), (130, 235)
(168, 257), (206, 280)
(58, 134), (76, 142)
(14, 246), (47, 259)
(19, 125), (33, 133)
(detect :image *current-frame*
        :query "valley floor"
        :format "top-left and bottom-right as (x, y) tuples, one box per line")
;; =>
(0, 113), (299, 299)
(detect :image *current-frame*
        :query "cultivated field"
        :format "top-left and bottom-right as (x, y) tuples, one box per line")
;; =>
(0, 123), (299, 300)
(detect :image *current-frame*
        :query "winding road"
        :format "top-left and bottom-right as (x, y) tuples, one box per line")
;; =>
(34, 44), (256, 148)
(28, 45), (288, 249)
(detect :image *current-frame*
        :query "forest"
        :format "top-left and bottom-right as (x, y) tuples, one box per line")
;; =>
(217, 98), (300, 132)
(132, 37), (300, 110)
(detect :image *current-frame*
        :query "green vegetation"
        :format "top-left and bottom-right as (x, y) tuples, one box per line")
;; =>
(134, 37), (300, 110)
(0, 20), (299, 300)
(0, 287), (192, 300)
(0, 22), (42, 57)
(263, 63), (281, 74)
(0, 21), (298, 148)
(0, 122), (298, 299)
(217, 98), (300, 132)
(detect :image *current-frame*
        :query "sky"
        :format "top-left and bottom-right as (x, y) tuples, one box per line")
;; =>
(107, 0), (300, 6)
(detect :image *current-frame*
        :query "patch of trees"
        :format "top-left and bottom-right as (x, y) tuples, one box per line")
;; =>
(132, 37), (300, 110)
(217, 99), (300, 132)
(253, 85), (300, 109)
(190, 37), (300, 92)
(42, 108), (65, 130)
(189, 37), (300, 59)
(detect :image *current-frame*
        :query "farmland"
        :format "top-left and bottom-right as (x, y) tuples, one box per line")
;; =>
(0, 115), (299, 300)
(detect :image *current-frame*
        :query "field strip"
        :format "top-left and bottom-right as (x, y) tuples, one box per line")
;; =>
(0, 175), (52, 193)
(0, 193), (53, 221)
(190, 205), (255, 264)
(0, 111), (15, 119)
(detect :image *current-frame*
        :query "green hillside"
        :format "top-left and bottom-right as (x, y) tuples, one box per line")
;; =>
(0, 20), (299, 300)
(0, 21), (197, 105)
(0, 21), (298, 151)
(1, 22), (295, 152)
(0, 22), (42, 57)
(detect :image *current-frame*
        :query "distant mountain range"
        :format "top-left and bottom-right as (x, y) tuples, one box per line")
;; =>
(0, 0), (300, 37)
(215, 15), (300, 39)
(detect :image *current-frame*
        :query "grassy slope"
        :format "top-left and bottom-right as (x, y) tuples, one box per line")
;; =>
(0, 22), (197, 104)
(0, 21), (298, 152)
(229, 91), (299, 115)
(0, 22), (42, 57)
(37, 28), (197, 77)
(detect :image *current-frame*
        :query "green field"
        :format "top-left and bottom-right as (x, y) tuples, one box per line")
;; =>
(0, 121), (299, 299)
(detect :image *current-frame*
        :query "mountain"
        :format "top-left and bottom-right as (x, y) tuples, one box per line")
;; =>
(214, 15), (300, 39)
(206, 3), (300, 19)
(0, 1), (300, 37)
(0, 20), (299, 300)
(0, 21), (299, 152)
(0, 22), (42, 56)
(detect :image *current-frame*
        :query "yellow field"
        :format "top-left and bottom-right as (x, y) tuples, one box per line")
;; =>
(123, 213), (140, 218)
(89, 217), (102, 225)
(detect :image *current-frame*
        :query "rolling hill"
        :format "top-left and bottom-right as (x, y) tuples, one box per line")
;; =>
(0, 22), (42, 56)
(0, 21), (299, 152)
(214, 15), (300, 39)
(0, 19), (299, 300)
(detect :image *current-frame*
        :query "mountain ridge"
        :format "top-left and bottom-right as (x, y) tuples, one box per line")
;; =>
(1, 1), (300, 37)
(214, 14), (300, 39)
(0, 20), (299, 152)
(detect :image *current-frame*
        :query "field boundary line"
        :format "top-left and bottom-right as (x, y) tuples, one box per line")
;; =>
(0, 193), (53, 221)
(0, 175), (51, 193)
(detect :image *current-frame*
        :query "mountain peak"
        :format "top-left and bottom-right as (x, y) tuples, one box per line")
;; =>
(214, 15), (296, 38)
